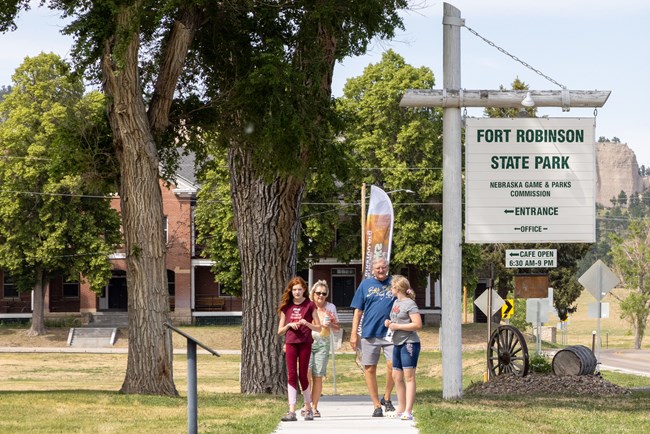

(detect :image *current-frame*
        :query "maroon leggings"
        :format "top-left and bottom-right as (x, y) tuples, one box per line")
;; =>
(285, 342), (312, 391)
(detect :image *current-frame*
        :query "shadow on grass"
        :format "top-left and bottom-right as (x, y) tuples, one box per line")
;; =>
(0, 388), (288, 405)
(0, 389), (287, 434)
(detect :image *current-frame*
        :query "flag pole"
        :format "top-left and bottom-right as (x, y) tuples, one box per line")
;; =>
(360, 183), (366, 276)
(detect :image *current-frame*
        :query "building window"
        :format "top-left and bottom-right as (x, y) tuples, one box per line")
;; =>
(331, 268), (356, 308)
(163, 216), (169, 244)
(63, 281), (80, 298)
(167, 270), (175, 296)
(3, 274), (18, 299)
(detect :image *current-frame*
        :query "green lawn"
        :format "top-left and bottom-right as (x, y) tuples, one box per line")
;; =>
(1, 350), (649, 433)
(416, 389), (650, 434)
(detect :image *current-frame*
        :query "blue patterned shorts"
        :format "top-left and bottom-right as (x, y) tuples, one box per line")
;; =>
(392, 342), (421, 370)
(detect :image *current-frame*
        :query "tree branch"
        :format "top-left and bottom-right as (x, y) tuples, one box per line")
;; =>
(147, 6), (201, 139)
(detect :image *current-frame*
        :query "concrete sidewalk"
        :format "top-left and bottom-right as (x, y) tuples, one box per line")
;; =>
(0, 346), (240, 355)
(272, 395), (419, 434)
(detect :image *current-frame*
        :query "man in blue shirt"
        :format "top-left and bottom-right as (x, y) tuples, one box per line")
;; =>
(350, 257), (396, 417)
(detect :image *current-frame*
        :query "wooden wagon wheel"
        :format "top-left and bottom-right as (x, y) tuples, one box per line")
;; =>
(487, 325), (530, 377)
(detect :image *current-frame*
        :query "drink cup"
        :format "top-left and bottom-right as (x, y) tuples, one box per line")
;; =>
(323, 315), (331, 327)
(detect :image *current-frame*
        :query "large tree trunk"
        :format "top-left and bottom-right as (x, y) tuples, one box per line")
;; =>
(101, 5), (176, 396)
(227, 11), (338, 395)
(229, 147), (304, 394)
(27, 268), (46, 336)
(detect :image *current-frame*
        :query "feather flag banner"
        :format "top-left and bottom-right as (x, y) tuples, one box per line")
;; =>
(363, 185), (394, 278)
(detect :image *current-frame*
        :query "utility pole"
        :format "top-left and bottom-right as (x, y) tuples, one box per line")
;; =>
(400, 2), (610, 400)
(440, 2), (463, 401)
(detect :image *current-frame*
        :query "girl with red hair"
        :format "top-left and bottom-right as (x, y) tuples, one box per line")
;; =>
(277, 276), (321, 422)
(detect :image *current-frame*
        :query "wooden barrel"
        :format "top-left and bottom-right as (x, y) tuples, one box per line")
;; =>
(552, 345), (597, 376)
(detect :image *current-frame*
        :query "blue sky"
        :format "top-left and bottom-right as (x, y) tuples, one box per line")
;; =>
(2, 1), (649, 164)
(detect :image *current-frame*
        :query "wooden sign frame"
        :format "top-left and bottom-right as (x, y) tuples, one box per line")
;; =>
(514, 274), (549, 299)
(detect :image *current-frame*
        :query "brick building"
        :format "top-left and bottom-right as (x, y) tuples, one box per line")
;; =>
(1, 158), (441, 325)
(0, 156), (243, 325)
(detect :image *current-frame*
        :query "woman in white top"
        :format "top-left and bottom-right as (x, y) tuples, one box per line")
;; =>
(302, 280), (339, 418)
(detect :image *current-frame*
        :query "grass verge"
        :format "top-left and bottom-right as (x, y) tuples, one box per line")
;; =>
(415, 388), (650, 434)
(2, 350), (649, 433)
(0, 390), (285, 434)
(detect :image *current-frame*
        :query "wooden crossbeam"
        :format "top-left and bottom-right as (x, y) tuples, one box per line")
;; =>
(400, 89), (611, 109)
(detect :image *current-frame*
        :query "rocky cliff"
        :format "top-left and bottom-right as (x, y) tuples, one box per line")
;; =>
(596, 142), (650, 207)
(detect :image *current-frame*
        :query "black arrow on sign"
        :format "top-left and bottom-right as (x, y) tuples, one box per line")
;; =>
(502, 299), (514, 316)
(504, 209), (514, 214)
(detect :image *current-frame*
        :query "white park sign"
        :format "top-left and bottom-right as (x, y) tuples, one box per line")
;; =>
(465, 117), (595, 243)
(505, 249), (556, 268)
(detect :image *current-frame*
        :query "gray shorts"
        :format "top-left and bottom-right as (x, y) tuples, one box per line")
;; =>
(360, 337), (394, 366)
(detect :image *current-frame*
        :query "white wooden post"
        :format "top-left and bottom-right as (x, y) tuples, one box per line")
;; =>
(440, 2), (464, 400)
(400, 2), (610, 401)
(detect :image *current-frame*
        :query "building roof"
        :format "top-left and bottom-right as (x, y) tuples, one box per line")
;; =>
(172, 152), (199, 197)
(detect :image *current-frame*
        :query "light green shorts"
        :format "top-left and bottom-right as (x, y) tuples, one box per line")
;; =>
(309, 338), (331, 377)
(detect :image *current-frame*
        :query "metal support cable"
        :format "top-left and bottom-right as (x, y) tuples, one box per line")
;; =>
(464, 25), (567, 90)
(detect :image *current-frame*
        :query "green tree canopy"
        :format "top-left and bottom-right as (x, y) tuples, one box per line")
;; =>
(185, 2), (419, 397)
(13, 0), (207, 396)
(610, 218), (650, 348)
(336, 49), (446, 282)
(193, 149), (241, 294)
(2, 0), (410, 395)
(0, 52), (121, 335)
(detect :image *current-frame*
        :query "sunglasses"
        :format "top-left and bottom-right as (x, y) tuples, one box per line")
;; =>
(314, 291), (328, 296)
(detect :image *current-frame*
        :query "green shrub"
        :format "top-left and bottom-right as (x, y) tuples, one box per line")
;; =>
(529, 353), (552, 373)
(0, 319), (29, 327)
(44, 316), (82, 328)
(508, 299), (530, 332)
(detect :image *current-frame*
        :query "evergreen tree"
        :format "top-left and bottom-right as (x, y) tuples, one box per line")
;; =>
(0, 85), (10, 103)
(629, 193), (644, 218)
(642, 190), (650, 208)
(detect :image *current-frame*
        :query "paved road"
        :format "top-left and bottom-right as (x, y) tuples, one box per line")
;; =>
(599, 349), (650, 377)
(272, 395), (418, 434)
